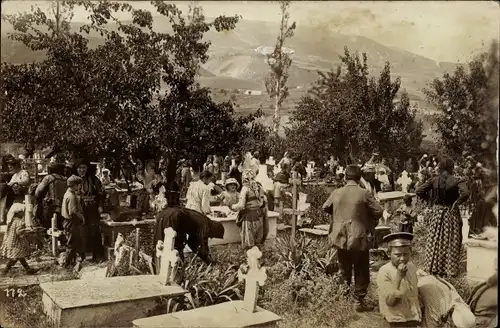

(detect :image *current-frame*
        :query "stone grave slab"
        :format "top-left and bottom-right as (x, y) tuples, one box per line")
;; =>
(41, 227), (188, 328)
(133, 246), (281, 328)
(377, 191), (415, 203)
(208, 206), (278, 246)
(314, 224), (329, 231)
(465, 238), (498, 282)
(133, 301), (281, 328)
(41, 275), (187, 328)
(298, 228), (329, 236)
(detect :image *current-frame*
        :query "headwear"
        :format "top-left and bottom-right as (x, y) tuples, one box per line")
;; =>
(242, 169), (260, 194)
(67, 175), (83, 187)
(224, 178), (240, 188)
(383, 232), (414, 247)
(6, 157), (21, 165)
(274, 172), (289, 184)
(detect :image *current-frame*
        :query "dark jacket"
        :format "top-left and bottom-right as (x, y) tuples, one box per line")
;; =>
(322, 181), (384, 251)
(415, 173), (470, 206)
(154, 207), (223, 264)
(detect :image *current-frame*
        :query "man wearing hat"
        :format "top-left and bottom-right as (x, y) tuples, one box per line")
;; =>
(61, 175), (85, 269)
(6, 157), (30, 188)
(34, 162), (67, 232)
(322, 164), (384, 312)
(377, 232), (421, 327)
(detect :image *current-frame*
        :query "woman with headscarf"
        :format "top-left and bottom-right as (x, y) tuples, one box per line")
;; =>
(230, 169), (269, 249)
(415, 157), (470, 277)
(75, 160), (105, 262)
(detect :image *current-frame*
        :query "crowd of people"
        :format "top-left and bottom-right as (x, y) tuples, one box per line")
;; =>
(0, 149), (497, 327)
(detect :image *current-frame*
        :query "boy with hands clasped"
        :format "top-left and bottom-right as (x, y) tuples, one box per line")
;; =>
(377, 232), (422, 328)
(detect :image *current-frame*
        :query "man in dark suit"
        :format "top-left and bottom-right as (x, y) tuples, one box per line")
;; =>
(322, 164), (384, 312)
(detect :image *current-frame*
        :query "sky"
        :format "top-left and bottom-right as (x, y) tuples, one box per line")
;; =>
(2, 1), (499, 63)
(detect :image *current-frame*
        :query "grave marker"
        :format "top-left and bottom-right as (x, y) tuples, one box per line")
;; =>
(238, 246), (267, 312)
(158, 227), (179, 285)
(47, 214), (63, 256)
(397, 170), (412, 193)
(132, 246), (281, 328)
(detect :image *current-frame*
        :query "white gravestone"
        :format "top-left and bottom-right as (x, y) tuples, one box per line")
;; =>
(397, 170), (412, 193)
(237, 246), (267, 313)
(297, 192), (310, 222)
(256, 164), (274, 192)
(157, 227), (180, 285)
(306, 164), (314, 180)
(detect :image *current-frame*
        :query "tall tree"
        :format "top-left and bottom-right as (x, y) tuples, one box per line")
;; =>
(285, 47), (423, 169)
(265, 0), (296, 135)
(0, 1), (258, 187)
(423, 41), (499, 168)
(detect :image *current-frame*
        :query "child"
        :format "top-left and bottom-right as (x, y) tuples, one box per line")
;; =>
(100, 168), (112, 186)
(1, 203), (38, 275)
(217, 178), (240, 207)
(377, 232), (421, 328)
(61, 175), (85, 270)
(394, 195), (417, 233)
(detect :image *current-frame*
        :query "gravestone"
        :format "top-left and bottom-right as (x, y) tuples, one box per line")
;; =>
(305, 164), (314, 180)
(157, 227), (179, 285)
(47, 214), (63, 256)
(397, 170), (412, 193)
(132, 246), (281, 328)
(40, 227), (187, 328)
(256, 164), (274, 192)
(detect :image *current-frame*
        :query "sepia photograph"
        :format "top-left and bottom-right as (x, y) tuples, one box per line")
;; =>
(0, 0), (498, 327)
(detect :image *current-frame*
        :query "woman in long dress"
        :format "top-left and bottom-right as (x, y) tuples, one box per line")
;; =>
(230, 169), (268, 249)
(75, 160), (105, 262)
(415, 157), (470, 277)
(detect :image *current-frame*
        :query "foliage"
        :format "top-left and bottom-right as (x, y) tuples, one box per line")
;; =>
(423, 41), (499, 168)
(285, 47), (424, 168)
(265, 1), (296, 135)
(0, 0), (260, 186)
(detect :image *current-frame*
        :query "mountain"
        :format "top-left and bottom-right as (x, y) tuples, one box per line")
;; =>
(1, 17), (460, 106)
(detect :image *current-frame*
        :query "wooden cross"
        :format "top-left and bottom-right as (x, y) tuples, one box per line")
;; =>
(46, 213), (63, 256)
(24, 195), (34, 230)
(158, 227), (179, 285)
(238, 246), (267, 312)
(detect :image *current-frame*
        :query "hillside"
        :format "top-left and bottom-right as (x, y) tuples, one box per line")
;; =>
(1, 16), (454, 138)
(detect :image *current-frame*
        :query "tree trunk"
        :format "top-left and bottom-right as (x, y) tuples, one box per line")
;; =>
(272, 80), (281, 135)
(165, 156), (178, 191)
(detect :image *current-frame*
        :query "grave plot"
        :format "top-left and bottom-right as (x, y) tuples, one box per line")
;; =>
(132, 246), (281, 328)
(39, 227), (188, 328)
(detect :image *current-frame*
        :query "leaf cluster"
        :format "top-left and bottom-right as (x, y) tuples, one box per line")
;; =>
(423, 41), (499, 167)
(286, 47), (423, 167)
(0, 0), (254, 173)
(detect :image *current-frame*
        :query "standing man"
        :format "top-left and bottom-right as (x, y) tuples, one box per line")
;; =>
(322, 164), (384, 312)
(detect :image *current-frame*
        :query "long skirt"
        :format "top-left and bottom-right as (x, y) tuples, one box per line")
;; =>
(424, 205), (463, 277)
(81, 200), (103, 256)
(239, 208), (268, 248)
(0, 218), (30, 260)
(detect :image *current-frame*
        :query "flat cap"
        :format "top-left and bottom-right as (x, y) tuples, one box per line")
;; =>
(383, 232), (414, 247)
(67, 175), (83, 186)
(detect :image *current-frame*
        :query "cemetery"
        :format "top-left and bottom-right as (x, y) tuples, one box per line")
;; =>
(3, 158), (491, 328)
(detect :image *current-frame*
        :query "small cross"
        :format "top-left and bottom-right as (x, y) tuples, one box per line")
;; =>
(158, 227), (179, 285)
(238, 246), (267, 313)
(397, 170), (412, 193)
